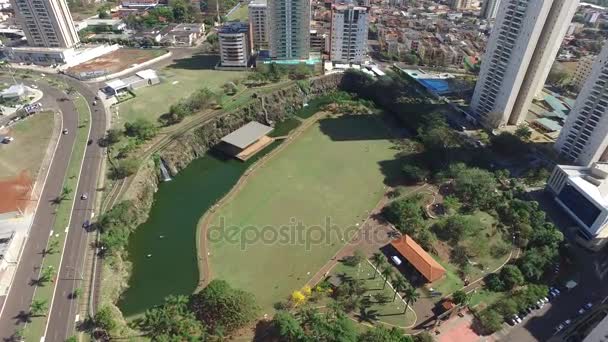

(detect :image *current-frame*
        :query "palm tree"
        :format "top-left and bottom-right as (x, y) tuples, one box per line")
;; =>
(402, 287), (419, 314)
(371, 253), (387, 279)
(30, 299), (47, 317)
(392, 275), (410, 302)
(380, 266), (394, 290)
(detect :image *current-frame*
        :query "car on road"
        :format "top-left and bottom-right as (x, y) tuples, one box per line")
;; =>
(80, 193), (88, 200)
(584, 302), (593, 310)
(82, 220), (90, 229)
(2, 136), (14, 143)
(62, 129), (68, 135)
(87, 139), (93, 145)
(508, 315), (522, 325)
(92, 100), (97, 106)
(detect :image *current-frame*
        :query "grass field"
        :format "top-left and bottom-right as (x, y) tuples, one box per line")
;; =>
(0, 112), (55, 179)
(227, 3), (248, 21)
(329, 261), (417, 328)
(116, 54), (247, 127)
(23, 96), (90, 341)
(208, 113), (401, 312)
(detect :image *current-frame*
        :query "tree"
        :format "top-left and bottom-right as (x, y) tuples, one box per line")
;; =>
(402, 53), (419, 65)
(291, 290), (307, 306)
(476, 309), (503, 334)
(485, 273), (506, 292)
(358, 325), (413, 341)
(271, 311), (305, 341)
(448, 163), (498, 210)
(401, 164), (430, 184)
(499, 265), (525, 290)
(124, 118), (158, 141)
(443, 195), (461, 215)
(392, 274), (410, 302)
(345, 249), (365, 267)
(30, 299), (47, 316)
(514, 124), (532, 141)
(94, 306), (117, 332)
(433, 215), (477, 243)
(371, 253), (387, 279)
(135, 295), (206, 340)
(402, 287), (419, 314)
(65, 336), (78, 342)
(111, 158), (139, 179)
(373, 292), (390, 304)
(413, 332), (434, 342)
(383, 195), (425, 235)
(190, 279), (260, 334)
(71, 287), (82, 299)
(38, 266), (55, 286)
(452, 290), (470, 306)
(97, 8), (110, 19)
(104, 128), (122, 146)
(381, 266), (394, 290)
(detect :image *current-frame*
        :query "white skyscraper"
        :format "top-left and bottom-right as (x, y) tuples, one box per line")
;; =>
(555, 44), (608, 167)
(480, 0), (501, 20)
(10, 0), (79, 48)
(470, 0), (579, 128)
(249, 0), (269, 50)
(268, 0), (311, 60)
(218, 22), (251, 67)
(330, 4), (368, 64)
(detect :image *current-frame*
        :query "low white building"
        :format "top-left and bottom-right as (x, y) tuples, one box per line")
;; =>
(4, 44), (119, 67)
(547, 163), (608, 251)
(0, 84), (27, 99)
(103, 69), (160, 96)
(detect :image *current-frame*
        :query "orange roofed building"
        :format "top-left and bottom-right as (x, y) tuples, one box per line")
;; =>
(390, 235), (446, 283)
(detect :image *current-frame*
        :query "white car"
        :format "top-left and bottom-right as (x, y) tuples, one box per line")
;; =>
(80, 193), (88, 200)
(2, 136), (14, 143)
(391, 256), (402, 265)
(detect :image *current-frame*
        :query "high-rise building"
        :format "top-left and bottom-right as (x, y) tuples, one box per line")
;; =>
(555, 44), (608, 167)
(470, 0), (579, 128)
(480, 0), (501, 20)
(249, 0), (269, 50)
(330, 4), (368, 64)
(10, 0), (79, 48)
(450, 0), (471, 11)
(573, 55), (596, 91)
(268, 0), (311, 60)
(218, 22), (251, 67)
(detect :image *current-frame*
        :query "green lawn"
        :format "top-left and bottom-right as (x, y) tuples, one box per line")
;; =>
(23, 96), (90, 341)
(115, 54), (248, 127)
(330, 261), (417, 328)
(0, 111), (55, 179)
(227, 3), (248, 21)
(208, 114), (401, 312)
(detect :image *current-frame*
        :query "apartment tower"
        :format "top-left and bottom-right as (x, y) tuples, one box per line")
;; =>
(11, 0), (79, 48)
(470, 0), (579, 128)
(450, 0), (472, 11)
(330, 4), (368, 64)
(268, 0), (311, 60)
(480, 0), (501, 20)
(218, 22), (251, 67)
(249, 0), (269, 50)
(555, 44), (608, 166)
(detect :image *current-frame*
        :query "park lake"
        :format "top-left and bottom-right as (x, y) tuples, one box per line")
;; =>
(117, 143), (279, 317)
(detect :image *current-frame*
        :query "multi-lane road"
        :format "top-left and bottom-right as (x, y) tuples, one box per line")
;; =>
(0, 76), (107, 341)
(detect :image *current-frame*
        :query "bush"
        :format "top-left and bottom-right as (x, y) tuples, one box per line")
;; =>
(111, 158), (139, 179)
(476, 309), (503, 335)
(499, 265), (525, 290)
(124, 118), (158, 141)
(402, 164), (430, 184)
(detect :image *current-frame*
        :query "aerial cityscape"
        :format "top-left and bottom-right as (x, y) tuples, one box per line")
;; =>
(0, 0), (607, 341)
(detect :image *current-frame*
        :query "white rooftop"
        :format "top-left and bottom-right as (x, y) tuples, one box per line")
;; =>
(105, 79), (127, 90)
(221, 121), (273, 149)
(135, 69), (158, 80)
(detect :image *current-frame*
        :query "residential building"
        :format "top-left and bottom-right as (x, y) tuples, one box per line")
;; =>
(547, 163), (608, 251)
(268, 0), (310, 60)
(330, 3), (368, 64)
(10, 0), (79, 48)
(310, 30), (327, 52)
(573, 55), (596, 91)
(218, 22), (250, 67)
(249, 0), (269, 50)
(450, 0), (471, 11)
(470, 0), (579, 128)
(480, 0), (501, 20)
(555, 45), (608, 166)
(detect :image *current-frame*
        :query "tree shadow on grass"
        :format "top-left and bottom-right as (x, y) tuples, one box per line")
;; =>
(166, 54), (220, 71)
(355, 307), (379, 324)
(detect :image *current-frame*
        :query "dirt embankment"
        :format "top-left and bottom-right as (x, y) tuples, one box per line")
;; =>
(160, 73), (344, 175)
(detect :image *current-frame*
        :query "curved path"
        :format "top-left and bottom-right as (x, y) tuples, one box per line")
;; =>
(0, 75), (107, 341)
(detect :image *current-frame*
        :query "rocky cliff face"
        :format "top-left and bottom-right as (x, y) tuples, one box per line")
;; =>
(160, 73), (343, 175)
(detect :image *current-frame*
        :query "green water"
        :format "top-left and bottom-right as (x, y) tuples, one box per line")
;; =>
(118, 143), (279, 317)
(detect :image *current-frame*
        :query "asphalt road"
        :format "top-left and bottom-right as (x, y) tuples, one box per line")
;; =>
(43, 77), (106, 342)
(0, 80), (83, 340)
